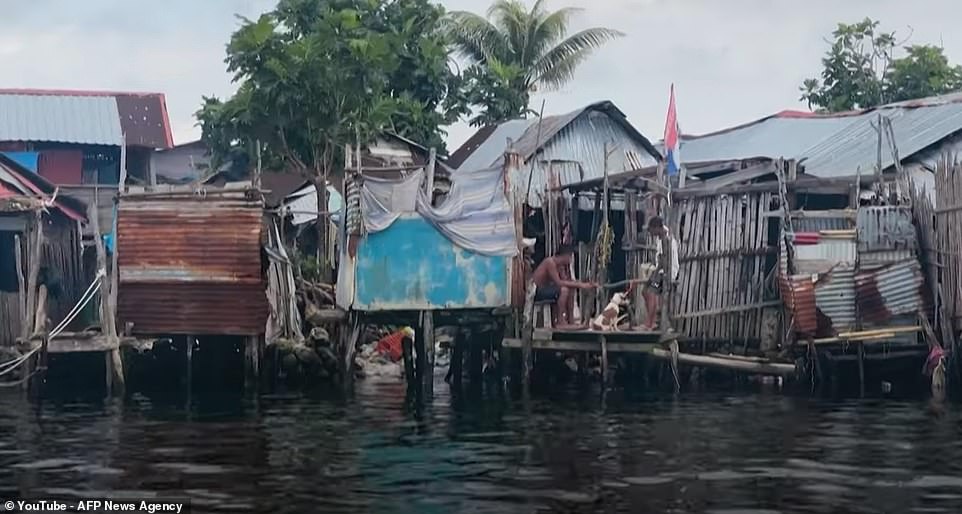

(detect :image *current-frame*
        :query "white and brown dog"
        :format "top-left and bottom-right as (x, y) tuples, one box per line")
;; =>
(591, 291), (631, 331)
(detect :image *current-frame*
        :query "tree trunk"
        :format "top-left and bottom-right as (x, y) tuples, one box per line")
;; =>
(314, 175), (333, 283)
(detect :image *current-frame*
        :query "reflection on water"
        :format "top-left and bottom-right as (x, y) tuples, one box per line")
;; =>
(1, 380), (961, 513)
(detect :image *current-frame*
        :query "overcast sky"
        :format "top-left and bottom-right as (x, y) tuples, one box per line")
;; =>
(2, 0), (960, 150)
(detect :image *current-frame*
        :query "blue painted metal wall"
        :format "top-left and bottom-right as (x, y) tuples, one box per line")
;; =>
(353, 215), (511, 310)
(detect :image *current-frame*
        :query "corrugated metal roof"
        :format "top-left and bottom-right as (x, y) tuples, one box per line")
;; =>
(450, 102), (662, 197)
(803, 102), (962, 177)
(680, 115), (854, 165)
(675, 93), (962, 178)
(0, 93), (123, 146)
(117, 193), (268, 335)
(454, 119), (534, 172)
(513, 110), (660, 207)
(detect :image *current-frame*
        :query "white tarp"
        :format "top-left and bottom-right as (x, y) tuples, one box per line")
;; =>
(360, 166), (518, 256)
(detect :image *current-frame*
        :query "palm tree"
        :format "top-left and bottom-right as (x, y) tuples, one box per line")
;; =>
(447, 0), (623, 98)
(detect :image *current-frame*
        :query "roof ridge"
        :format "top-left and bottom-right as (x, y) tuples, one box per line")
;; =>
(0, 88), (166, 97)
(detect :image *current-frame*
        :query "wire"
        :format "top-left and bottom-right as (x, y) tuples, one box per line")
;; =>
(0, 270), (105, 381)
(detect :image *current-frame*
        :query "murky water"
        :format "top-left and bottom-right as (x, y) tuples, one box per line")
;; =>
(1, 379), (961, 513)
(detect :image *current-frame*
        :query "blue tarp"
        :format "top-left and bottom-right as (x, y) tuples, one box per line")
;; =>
(2, 151), (39, 172)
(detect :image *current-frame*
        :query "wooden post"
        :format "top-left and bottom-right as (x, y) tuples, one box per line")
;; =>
(14, 234), (25, 327)
(414, 318), (427, 390)
(32, 285), (48, 337)
(451, 337), (464, 388)
(253, 140), (263, 191)
(425, 148), (437, 206)
(341, 316), (361, 387)
(420, 310), (435, 394)
(521, 278), (536, 386)
(402, 333), (415, 389)
(857, 341), (866, 398)
(184, 336), (194, 392)
(89, 196), (124, 394)
(23, 212), (43, 340)
(111, 139), (126, 393)
(245, 335), (261, 390)
(600, 334), (609, 387)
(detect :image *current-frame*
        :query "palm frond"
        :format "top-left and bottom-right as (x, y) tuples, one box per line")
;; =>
(530, 27), (623, 90)
(488, 0), (530, 64)
(525, 7), (582, 67)
(445, 11), (510, 64)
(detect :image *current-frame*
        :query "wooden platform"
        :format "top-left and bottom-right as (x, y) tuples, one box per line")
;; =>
(20, 332), (144, 354)
(503, 328), (661, 354)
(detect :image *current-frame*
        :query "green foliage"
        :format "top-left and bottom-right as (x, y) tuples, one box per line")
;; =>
(447, 0), (622, 125)
(197, 0), (461, 172)
(801, 18), (962, 112)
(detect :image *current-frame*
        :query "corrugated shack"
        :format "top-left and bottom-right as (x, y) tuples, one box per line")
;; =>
(780, 206), (926, 340)
(116, 184), (268, 336)
(0, 154), (87, 347)
(558, 147), (934, 391)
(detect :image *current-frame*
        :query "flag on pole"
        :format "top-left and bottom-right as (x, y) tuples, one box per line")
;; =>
(664, 84), (682, 177)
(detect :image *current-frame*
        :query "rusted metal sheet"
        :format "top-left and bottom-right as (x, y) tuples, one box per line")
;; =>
(117, 195), (267, 335)
(857, 206), (916, 251)
(855, 260), (925, 324)
(779, 274), (817, 335)
(118, 283), (267, 335)
(114, 93), (173, 148)
(814, 265), (856, 332)
(857, 205), (918, 268)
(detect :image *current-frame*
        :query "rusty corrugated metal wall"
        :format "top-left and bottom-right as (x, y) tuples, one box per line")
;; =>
(117, 193), (268, 335)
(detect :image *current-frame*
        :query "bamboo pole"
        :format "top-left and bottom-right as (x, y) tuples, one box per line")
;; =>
(650, 347), (795, 376)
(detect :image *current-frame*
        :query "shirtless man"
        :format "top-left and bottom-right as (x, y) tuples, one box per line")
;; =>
(531, 244), (596, 328)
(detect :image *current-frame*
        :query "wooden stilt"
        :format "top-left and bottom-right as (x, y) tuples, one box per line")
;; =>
(402, 331), (415, 389)
(104, 351), (113, 396)
(521, 279), (536, 386)
(109, 349), (125, 395)
(468, 335), (483, 384)
(452, 340), (464, 387)
(857, 342), (866, 398)
(600, 334), (609, 387)
(414, 321), (427, 391)
(186, 335), (193, 395)
(341, 313), (360, 386)
(244, 335), (260, 391)
(421, 310), (435, 394)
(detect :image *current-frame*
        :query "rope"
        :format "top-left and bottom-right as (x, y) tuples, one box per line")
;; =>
(49, 269), (105, 338)
(0, 348), (38, 378)
(0, 270), (106, 381)
(669, 340), (681, 392)
(0, 368), (39, 388)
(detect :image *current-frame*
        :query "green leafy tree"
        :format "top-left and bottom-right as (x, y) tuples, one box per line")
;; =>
(197, 0), (462, 278)
(447, 0), (622, 125)
(801, 18), (962, 112)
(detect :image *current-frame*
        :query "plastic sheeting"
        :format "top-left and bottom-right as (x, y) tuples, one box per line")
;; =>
(360, 166), (518, 256)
